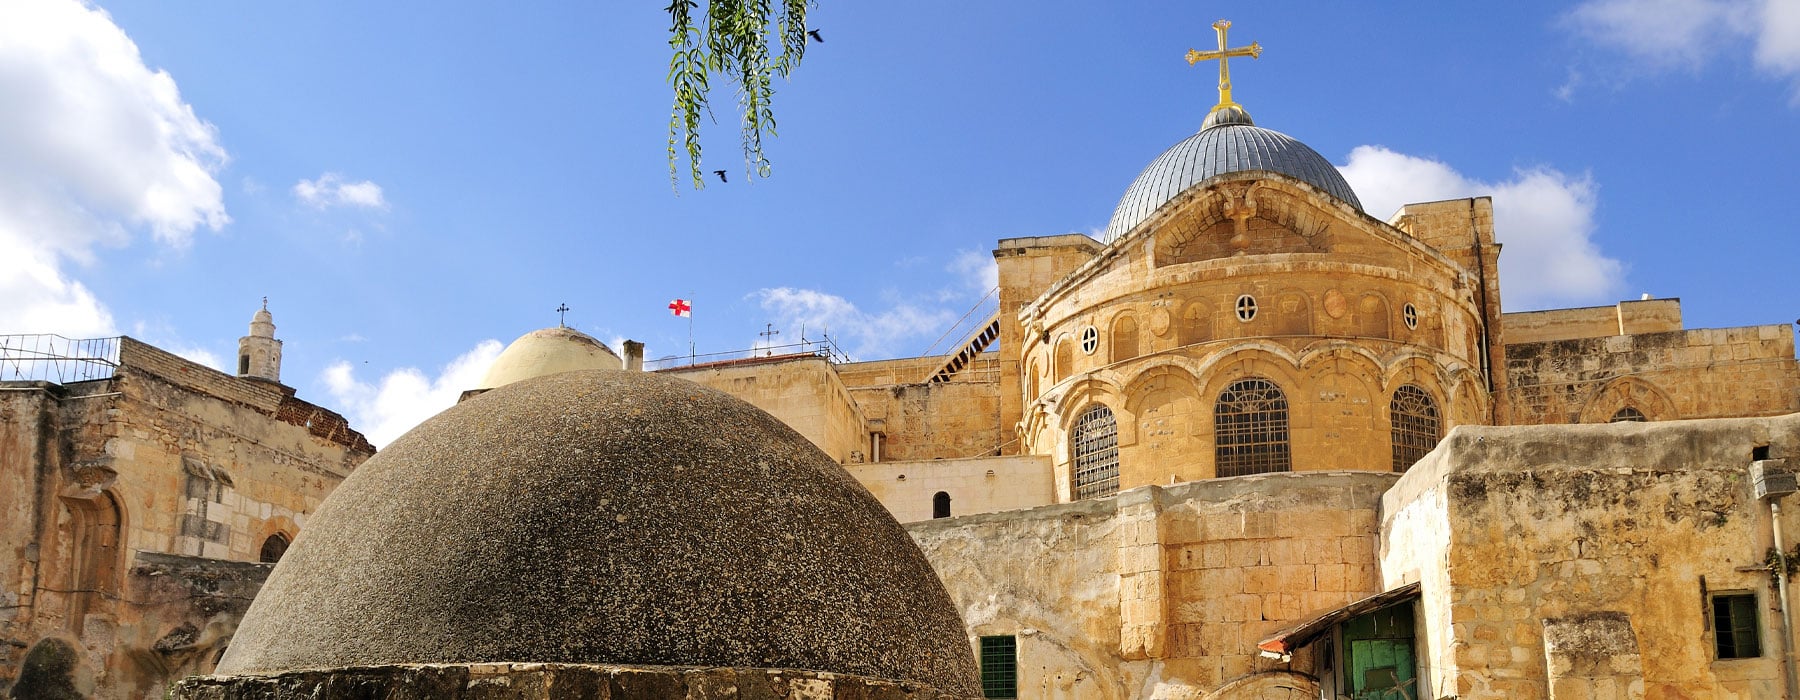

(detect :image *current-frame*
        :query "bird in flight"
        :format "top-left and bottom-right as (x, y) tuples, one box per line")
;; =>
(807, 29), (823, 43)
(713, 169), (727, 183)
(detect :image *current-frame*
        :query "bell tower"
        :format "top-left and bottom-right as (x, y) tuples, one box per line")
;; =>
(237, 298), (283, 383)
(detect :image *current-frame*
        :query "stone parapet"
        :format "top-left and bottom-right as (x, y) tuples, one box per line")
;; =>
(171, 663), (981, 699)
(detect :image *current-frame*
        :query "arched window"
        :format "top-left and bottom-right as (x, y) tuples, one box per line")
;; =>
(1071, 406), (1119, 499)
(1214, 378), (1290, 477)
(1390, 385), (1440, 472)
(260, 532), (291, 563)
(1610, 406), (1647, 423)
(932, 492), (951, 519)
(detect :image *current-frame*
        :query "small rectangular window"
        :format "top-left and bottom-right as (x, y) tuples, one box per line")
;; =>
(1713, 593), (1763, 659)
(979, 635), (1018, 699)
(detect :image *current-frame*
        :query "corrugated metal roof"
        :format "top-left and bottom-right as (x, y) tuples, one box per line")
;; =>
(1102, 115), (1362, 243)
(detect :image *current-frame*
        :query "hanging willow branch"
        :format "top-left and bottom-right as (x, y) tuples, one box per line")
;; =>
(667, 0), (812, 189)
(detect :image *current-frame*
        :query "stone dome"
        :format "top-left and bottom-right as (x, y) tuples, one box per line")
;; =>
(215, 369), (981, 696)
(479, 326), (622, 389)
(1102, 108), (1361, 243)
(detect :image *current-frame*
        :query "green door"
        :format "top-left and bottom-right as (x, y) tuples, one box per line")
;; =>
(1343, 604), (1417, 700)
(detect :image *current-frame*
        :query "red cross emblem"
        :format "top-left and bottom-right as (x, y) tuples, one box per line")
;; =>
(668, 299), (691, 317)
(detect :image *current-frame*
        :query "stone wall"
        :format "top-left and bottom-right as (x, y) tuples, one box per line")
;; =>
(663, 355), (867, 463)
(1503, 299), (1684, 344)
(1503, 325), (1799, 424)
(907, 471), (1396, 699)
(843, 373), (1006, 462)
(847, 455), (1053, 522)
(0, 338), (373, 698)
(1381, 416), (1800, 699)
(172, 663), (981, 699)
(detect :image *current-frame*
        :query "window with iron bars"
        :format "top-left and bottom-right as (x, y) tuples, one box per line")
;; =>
(979, 635), (1018, 698)
(1071, 405), (1119, 499)
(1215, 378), (1290, 477)
(1390, 385), (1440, 472)
(1610, 406), (1647, 423)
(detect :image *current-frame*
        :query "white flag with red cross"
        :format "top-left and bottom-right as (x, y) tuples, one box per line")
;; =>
(668, 299), (691, 318)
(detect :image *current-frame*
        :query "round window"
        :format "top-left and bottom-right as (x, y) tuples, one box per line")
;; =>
(1080, 326), (1099, 354)
(1235, 295), (1257, 322)
(1403, 303), (1419, 330)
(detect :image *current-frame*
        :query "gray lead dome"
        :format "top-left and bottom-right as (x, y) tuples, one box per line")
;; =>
(1102, 110), (1362, 243)
(215, 369), (981, 696)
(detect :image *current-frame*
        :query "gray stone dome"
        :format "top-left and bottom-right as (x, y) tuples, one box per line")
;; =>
(1102, 110), (1361, 243)
(216, 369), (980, 696)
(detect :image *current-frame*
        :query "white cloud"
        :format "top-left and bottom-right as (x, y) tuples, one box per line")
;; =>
(947, 249), (999, 299)
(294, 173), (387, 210)
(1564, 0), (1800, 98)
(0, 0), (228, 336)
(754, 288), (956, 361)
(321, 340), (503, 448)
(1340, 145), (1624, 310)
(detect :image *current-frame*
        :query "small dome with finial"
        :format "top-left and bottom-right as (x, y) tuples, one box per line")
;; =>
(1102, 20), (1362, 243)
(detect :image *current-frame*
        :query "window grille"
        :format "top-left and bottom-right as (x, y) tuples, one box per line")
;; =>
(1215, 378), (1289, 476)
(1610, 406), (1647, 423)
(1080, 326), (1098, 355)
(1713, 593), (1762, 659)
(1402, 303), (1418, 330)
(979, 635), (1018, 698)
(1071, 406), (1119, 499)
(1235, 295), (1258, 322)
(1390, 385), (1440, 472)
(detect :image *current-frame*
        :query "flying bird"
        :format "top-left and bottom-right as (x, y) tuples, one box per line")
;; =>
(807, 29), (823, 43)
(713, 169), (727, 183)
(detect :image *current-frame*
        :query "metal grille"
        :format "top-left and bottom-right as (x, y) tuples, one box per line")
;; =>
(0, 334), (120, 383)
(1214, 378), (1289, 476)
(1071, 406), (1119, 499)
(1390, 385), (1440, 472)
(1713, 594), (1763, 659)
(979, 635), (1018, 698)
(1610, 406), (1647, 423)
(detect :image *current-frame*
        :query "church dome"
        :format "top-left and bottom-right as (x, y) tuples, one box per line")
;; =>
(479, 326), (622, 389)
(214, 369), (981, 695)
(1102, 108), (1361, 243)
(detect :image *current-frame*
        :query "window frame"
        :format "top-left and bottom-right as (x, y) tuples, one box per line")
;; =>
(979, 635), (1018, 699)
(1214, 377), (1290, 477)
(1712, 592), (1763, 660)
(1070, 405), (1120, 499)
(1390, 385), (1441, 472)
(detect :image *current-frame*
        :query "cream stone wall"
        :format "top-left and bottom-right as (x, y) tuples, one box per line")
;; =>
(847, 455), (1053, 523)
(841, 363), (1006, 462)
(0, 337), (373, 698)
(1503, 299), (1684, 344)
(664, 355), (867, 463)
(1381, 417), (1800, 700)
(908, 471), (1396, 699)
(1504, 324), (1799, 424)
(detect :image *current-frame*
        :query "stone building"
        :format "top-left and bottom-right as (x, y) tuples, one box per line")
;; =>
(628, 26), (1800, 700)
(0, 308), (374, 698)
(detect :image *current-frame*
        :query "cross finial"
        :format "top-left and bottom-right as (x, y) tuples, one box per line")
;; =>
(555, 303), (570, 327)
(759, 323), (780, 355)
(1185, 19), (1262, 113)
(261, 296), (268, 311)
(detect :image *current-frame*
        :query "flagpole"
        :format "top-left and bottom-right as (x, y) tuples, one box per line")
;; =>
(687, 295), (695, 366)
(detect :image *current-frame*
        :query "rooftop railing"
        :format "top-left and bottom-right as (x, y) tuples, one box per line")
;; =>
(0, 334), (121, 384)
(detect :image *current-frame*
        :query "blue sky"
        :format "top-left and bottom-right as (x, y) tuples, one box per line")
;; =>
(3, 1), (1797, 445)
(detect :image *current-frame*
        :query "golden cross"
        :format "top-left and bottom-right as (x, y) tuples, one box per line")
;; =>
(1185, 19), (1262, 112)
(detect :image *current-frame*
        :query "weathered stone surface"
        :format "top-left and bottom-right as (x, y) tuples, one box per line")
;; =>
(217, 369), (979, 696)
(174, 664), (977, 699)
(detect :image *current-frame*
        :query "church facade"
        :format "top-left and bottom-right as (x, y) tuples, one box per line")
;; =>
(660, 27), (1800, 700)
